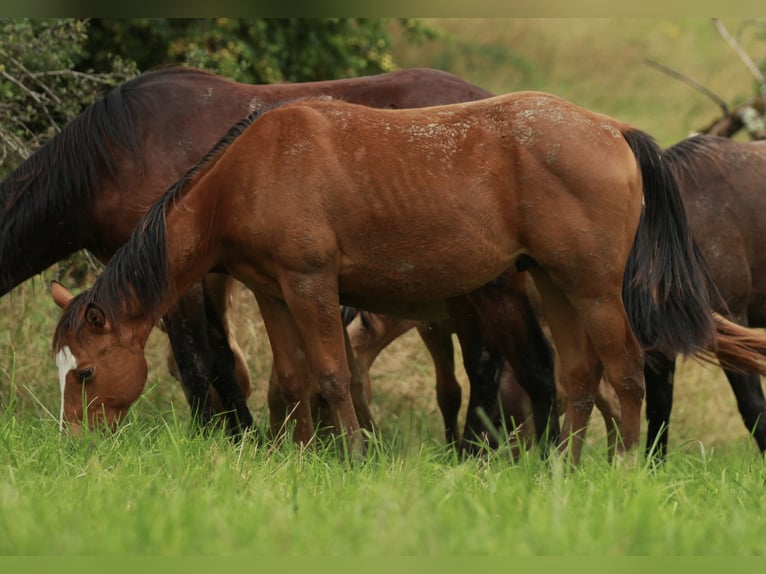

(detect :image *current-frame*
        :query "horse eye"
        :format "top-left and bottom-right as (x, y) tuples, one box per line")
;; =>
(77, 367), (94, 383)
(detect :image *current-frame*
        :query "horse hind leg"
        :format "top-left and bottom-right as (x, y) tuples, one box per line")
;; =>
(722, 368), (766, 453)
(570, 289), (644, 456)
(528, 268), (605, 465)
(643, 350), (676, 463)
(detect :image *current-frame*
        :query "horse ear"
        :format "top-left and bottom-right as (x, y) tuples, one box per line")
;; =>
(51, 280), (74, 309)
(85, 303), (107, 329)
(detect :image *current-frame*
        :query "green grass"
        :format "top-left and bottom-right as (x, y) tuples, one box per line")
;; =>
(1, 408), (765, 555)
(3, 19), (766, 556)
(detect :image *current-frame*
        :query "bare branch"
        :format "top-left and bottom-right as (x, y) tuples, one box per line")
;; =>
(645, 58), (729, 114)
(713, 18), (766, 93)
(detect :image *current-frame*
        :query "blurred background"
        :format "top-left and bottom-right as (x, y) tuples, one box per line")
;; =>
(1, 18), (765, 456)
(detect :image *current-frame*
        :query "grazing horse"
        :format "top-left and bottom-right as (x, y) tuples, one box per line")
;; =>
(0, 65), (499, 435)
(50, 93), (766, 463)
(643, 135), (766, 460)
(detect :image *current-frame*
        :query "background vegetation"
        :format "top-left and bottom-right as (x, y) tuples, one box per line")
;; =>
(1, 18), (766, 555)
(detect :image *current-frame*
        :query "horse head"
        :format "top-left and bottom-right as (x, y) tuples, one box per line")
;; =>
(51, 281), (149, 434)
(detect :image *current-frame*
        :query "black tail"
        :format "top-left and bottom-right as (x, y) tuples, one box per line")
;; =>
(621, 129), (720, 358)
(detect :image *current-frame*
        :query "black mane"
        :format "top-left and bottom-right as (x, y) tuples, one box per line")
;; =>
(53, 96), (302, 350)
(0, 66), (218, 292)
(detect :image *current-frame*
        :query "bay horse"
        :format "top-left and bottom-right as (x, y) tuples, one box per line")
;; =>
(643, 135), (766, 460)
(1, 65), (503, 435)
(50, 93), (766, 462)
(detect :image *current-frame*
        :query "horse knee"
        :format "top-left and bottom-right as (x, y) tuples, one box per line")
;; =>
(276, 371), (308, 406)
(318, 371), (351, 404)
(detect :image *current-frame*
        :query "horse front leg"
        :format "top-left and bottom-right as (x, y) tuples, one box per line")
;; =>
(255, 293), (316, 445)
(344, 325), (376, 433)
(416, 320), (462, 446)
(162, 282), (218, 432)
(278, 272), (363, 456)
(448, 296), (504, 455)
(202, 274), (254, 436)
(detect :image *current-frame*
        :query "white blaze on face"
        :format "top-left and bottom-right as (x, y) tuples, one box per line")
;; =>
(55, 346), (76, 433)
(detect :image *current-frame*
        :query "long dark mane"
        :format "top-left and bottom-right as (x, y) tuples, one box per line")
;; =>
(0, 67), (221, 292)
(53, 97), (298, 350)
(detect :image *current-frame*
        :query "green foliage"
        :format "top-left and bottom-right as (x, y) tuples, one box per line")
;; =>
(0, 18), (137, 177)
(80, 18), (435, 83)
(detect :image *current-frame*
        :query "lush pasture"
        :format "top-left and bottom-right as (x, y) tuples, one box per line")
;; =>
(2, 19), (766, 556)
(1, 409), (765, 555)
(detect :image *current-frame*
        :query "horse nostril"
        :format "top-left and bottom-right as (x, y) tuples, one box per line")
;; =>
(77, 367), (94, 383)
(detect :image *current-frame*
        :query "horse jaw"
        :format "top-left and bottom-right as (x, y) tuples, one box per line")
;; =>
(55, 346), (76, 433)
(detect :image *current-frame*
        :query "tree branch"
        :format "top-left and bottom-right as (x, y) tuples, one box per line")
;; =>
(713, 18), (766, 93)
(644, 58), (729, 114)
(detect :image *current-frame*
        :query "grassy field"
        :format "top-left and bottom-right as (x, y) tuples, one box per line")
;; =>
(2, 18), (766, 556)
(1, 409), (765, 555)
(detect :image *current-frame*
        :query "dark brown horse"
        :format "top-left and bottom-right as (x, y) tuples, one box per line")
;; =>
(50, 93), (766, 462)
(643, 135), (766, 460)
(1, 65), (501, 435)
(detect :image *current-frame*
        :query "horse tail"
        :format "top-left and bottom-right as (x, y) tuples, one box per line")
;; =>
(621, 128), (719, 358)
(713, 313), (766, 374)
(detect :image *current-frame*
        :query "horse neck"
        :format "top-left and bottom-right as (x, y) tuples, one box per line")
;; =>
(161, 180), (222, 302)
(0, 200), (86, 296)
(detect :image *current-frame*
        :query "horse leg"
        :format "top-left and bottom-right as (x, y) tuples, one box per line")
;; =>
(643, 350), (676, 462)
(721, 367), (766, 453)
(573, 293), (643, 455)
(594, 377), (621, 461)
(467, 271), (559, 456)
(162, 282), (219, 431)
(254, 293), (316, 445)
(347, 311), (421, 405)
(448, 297), (504, 454)
(344, 325), (376, 433)
(277, 274), (363, 455)
(203, 274), (253, 397)
(416, 320), (462, 446)
(202, 274), (254, 435)
(527, 269), (603, 464)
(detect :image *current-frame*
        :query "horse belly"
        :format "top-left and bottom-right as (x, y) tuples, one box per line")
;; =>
(338, 237), (520, 303)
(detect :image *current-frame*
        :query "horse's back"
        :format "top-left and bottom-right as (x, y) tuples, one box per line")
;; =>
(209, 92), (644, 311)
(252, 67), (494, 108)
